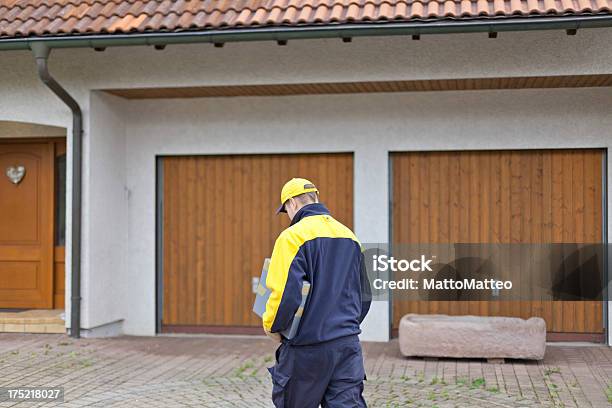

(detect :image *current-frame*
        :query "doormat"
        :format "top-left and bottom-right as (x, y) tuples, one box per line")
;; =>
(0, 309), (27, 313)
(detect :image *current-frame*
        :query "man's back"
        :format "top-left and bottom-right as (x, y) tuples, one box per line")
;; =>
(263, 203), (370, 345)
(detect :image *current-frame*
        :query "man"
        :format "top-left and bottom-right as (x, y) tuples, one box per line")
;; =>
(263, 177), (371, 408)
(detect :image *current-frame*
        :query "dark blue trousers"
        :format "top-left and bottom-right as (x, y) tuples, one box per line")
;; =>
(268, 335), (367, 408)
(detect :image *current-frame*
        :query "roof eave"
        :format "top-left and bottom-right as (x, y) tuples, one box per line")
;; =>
(0, 14), (611, 51)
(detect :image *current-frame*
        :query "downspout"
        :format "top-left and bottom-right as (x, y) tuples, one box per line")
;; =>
(30, 43), (82, 339)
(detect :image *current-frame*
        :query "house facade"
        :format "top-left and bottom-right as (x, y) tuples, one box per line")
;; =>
(0, 1), (611, 343)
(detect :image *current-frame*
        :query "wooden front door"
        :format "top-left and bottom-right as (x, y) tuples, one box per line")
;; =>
(0, 142), (55, 308)
(391, 149), (605, 337)
(160, 153), (353, 332)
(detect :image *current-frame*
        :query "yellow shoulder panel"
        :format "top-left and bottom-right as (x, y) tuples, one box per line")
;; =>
(262, 215), (359, 331)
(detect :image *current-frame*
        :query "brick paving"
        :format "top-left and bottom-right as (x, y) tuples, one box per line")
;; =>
(0, 334), (610, 407)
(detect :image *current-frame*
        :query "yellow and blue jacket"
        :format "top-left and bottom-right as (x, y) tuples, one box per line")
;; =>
(263, 203), (371, 345)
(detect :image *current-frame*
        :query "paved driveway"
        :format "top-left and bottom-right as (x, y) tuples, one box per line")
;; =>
(0, 334), (610, 407)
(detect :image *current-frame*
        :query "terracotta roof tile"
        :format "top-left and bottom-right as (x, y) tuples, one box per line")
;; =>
(0, 0), (610, 39)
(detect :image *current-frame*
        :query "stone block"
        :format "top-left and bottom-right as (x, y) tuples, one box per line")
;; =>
(399, 314), (546, 360)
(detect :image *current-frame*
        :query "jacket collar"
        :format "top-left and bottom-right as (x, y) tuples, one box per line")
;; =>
(290, 203), (330, 226)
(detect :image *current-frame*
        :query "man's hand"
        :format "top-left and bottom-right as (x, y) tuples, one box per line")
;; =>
(264, 329), (282, 343)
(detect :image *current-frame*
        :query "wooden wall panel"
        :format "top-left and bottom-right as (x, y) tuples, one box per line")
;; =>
(162, 153), (353, 328)
(54, 246), (65, 308)
(391, 150), (604, 334)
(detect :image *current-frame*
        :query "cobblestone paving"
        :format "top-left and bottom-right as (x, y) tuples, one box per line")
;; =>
(0, 334), (610, 407)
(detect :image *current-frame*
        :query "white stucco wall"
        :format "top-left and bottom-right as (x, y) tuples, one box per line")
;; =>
(0, 28), (611, 342)
(84, 92), (128, 331)
(0, 121), (65, 138)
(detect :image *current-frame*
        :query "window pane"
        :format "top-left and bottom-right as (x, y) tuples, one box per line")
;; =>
(55, 154), (66, 246)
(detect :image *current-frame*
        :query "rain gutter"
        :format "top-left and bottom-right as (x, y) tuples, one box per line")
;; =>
(0, 15), (611, 51)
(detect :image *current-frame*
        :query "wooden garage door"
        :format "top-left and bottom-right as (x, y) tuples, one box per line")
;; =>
(161, 153), (353, 331)
(391, 149), (605, 336)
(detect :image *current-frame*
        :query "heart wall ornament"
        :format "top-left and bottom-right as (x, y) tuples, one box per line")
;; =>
(6, 165), (26, 185)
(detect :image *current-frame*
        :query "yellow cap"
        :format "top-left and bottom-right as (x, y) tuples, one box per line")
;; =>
(276, 178), (319, 213)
